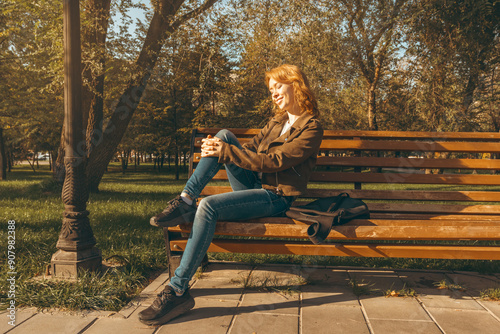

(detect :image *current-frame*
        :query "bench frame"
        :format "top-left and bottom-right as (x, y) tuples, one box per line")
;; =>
(163, 128), (500, 277)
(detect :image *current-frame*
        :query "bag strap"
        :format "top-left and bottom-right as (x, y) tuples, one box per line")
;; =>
(325, 192), (350, 213)
(306, 212), (341, 245)
(306, 194), (351, 244)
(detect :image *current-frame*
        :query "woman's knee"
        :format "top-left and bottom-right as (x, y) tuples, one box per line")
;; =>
(196, 197), (216, 220)
(215, 129), (237, 144)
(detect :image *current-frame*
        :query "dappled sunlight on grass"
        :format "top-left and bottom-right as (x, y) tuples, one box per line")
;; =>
(0, 164), (185, 310)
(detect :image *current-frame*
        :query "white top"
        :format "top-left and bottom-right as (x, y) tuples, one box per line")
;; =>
(280, 119), (294, 137)
(257, 118), (296, 181)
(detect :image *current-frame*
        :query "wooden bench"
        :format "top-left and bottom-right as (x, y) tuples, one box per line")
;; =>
(163, 128), (500, 276)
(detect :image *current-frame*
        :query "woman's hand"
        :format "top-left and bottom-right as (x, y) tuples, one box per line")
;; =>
(201, 135), (222, 158)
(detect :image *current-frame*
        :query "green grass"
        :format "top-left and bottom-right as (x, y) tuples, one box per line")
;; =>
(481, 287), (500, 300)
(1, 163), (499, 311)
(0, 163), (187, 311)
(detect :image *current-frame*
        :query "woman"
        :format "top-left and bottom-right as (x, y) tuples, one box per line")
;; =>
(139, 64), (323, 326)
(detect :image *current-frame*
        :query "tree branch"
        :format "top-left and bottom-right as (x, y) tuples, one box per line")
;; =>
(169, 0), (218, 32)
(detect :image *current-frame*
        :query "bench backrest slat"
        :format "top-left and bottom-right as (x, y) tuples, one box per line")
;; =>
(201, 169), (500, 186)
(316, 156), (500, 170)
(191, 128), (500, 205)
(194, 128), (500, 140)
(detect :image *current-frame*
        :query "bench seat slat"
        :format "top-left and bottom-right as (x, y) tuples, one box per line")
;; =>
(170, 239), (500, 260)
(169, 219), (500, 241)
(366, 203), (500, 214)
(370, 213), (500, 221)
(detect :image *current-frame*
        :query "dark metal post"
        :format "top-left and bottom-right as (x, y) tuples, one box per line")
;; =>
(50, 0), (102, 278)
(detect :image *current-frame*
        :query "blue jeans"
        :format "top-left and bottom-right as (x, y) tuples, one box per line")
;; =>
(168, 129), (294, 294)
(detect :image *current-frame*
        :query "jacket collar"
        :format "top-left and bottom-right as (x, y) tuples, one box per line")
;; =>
(268, 112), (316, 144)
(270, 112), (314, 129)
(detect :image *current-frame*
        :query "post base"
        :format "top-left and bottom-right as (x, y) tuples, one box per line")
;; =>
(50, 247), (102, 279)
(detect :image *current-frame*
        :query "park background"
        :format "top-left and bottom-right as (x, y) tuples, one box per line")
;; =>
(1, 0), (499, 311)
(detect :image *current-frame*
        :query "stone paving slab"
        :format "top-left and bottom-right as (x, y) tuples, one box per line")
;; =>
(369, 319), (441, 334)
(426, 308), (500, 334)
(348, 269), (404, 293)
(445, 272), (500, 297)
(0, 309), (36, 333)
(250, 265), (305, 288)
(397, 270), (448, 290)
(7, 313), (96, 334)
(83, 307), (154, 334)
(418, 292), (484, 310)
(188, 263), (251, 301)
(480, 299), (500, 320)
(301, 302), (368, 333)
(230, 312), (299, 334)
(299, 267), (350, 286)
(360, 296), (431, 321)
(301, 284), (360, 307)
(238, 290), (299, 315)
(157, 297), (239, 334)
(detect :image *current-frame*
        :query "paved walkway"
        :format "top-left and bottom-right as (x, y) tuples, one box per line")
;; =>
(3, 262), (500, 334)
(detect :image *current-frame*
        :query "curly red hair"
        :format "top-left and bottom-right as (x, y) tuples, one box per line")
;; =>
(265, 64), (319, 117)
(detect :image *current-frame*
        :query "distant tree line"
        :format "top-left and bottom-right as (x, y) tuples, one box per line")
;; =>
(1, 0), (498, 186)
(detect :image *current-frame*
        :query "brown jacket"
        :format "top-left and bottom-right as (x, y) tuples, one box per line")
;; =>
(218, 113), (324, 196)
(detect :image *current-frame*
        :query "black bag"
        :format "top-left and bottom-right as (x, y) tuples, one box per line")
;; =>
(285, 193), (370, 245)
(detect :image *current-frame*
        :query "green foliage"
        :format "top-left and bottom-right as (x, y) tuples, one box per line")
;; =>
(2, 0), (499, 189)
(384, 284), (418, 298)
(481, 287), (500, 301)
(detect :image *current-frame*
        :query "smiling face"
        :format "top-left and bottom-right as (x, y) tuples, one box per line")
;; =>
(268, 78), (300, 115)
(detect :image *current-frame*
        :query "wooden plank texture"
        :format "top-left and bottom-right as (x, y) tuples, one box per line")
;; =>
(194, 128), (500, 140)
(310, 171), (500, 185)
(194, 138), (500, 153)
(169, 218), (500, 240)
(316, 156), (500, 170)
(319, 140), (500, 153)
(170, 239), (500, 260)
(183, 128), (500, 261)
(201, 186), (500, 202)
(201, 169), (500, 185)
(193, 154), (500, 170)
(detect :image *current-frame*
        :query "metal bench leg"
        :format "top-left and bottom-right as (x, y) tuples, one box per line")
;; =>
(162, 228), (183, 278)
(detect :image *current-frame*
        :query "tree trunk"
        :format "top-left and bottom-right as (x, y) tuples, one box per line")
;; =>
(175, 149), (179, 180)
(461, 70), (479, 117)
(53, 0), (217, 192)
(7, 150), (12, 172)
(121, 151), (127, 174)
(0, 128), (7, 180)
(367, 86), (378, 131)
(26, 155), (36, 173)
(86, 0), (218, 192)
